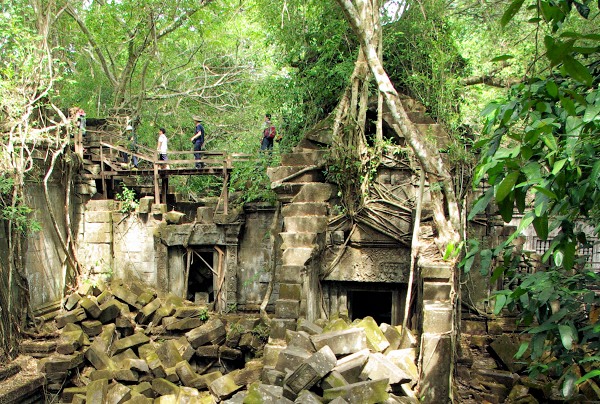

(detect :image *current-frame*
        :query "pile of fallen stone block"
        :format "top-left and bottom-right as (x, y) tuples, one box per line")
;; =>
(29, 279), (422, 403)
(34, 280), (267, 403)
(227, 317), (420, 403)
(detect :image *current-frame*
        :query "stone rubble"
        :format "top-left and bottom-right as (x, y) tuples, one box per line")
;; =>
(21, 280), (422, 403)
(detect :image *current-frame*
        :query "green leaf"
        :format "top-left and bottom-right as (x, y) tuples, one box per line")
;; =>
(491, 54), (515, 62)
(530, 322), (556, 333)
(494, 294), (507, 315)
(533, 214), (549, 240)
(501, 0), (525, 27)
(496, 171), (520, 203)
(480, 102), (500, 117)
(562, 55), (593, 86)
(498, 194), (515, 222)
(577, 369), (600, 385)
(515, 341), (529, 359)
(583, 105), (600, 123)
(554, 250), (564, 266)
(552, 159), (567, 176)
(469, 187), (494, 220)
(480, 249), (493, 275)
(541, 133), (558, 151)
(546, 81), (558, 98)
(558, 324), (574, 349)
(563, 242), (576, 270)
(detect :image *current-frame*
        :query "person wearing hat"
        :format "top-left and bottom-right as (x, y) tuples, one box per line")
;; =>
(126, 125), (139, 168)
(190, 115), (205, 169)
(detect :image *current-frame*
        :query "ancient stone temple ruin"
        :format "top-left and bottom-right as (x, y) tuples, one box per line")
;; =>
(0, 98), (555, 404)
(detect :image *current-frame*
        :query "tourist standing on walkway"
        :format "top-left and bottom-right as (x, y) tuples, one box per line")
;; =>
(157, 128), (169, 168)
(191, 116), (205, 168)
(260, 113), (276, 151)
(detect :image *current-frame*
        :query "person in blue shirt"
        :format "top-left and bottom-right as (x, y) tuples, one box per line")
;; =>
(191, 116), (205, 169)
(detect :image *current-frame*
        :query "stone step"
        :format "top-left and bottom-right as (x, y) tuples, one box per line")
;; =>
(284, 216), (328, 234)
(282, 202), (328, 217)
(271, 182), (303, 198)
(292, 183), (336, 203)
(282, 247), (315, 267)
(266, 165), (325, 184)
(279, 232), (320, 250)
(281, 150), (327, 167)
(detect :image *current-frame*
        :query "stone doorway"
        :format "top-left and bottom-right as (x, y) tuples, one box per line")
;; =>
(185, 248), (215, 304)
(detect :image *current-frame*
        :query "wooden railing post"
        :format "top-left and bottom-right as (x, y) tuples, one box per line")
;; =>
(153, 162), (160, 204)
(100, 144), (107, 198)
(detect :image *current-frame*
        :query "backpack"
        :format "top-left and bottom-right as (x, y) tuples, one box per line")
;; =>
(264, 125), (276, 139)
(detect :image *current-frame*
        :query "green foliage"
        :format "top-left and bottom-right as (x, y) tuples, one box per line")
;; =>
(115, 185), (139, 214)
(0, 178), (40, 235)
(198, 307), (209, 321)
(251, 323), (270, 342)
(325, 144), (363, 215)
(229, 153), (278, 205)
(469, 0), (600, 390)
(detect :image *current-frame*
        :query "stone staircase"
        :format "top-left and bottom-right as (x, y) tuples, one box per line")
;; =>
(266, 147), (334, 341)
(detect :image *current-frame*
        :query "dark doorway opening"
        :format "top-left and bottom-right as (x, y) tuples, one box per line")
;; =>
(348, 290), (393, 324)
(186, 249), (214, 304)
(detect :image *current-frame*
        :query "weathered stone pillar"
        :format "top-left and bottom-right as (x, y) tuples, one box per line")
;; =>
(419, 260), (454, 404)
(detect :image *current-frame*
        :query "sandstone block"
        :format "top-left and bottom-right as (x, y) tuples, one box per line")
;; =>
(85, 343), (115, 371)
(55, 308), (87, 328)
(151, 378), (180, 396)
(275, 346), (312, 373)
(321, 371), (349, 390)
(173, 336), (195, 362)
(269, 318), (297, 340)
(360, 352), (411, 385)
(137, 196), (153, 214)
(38, 352), (84, 373)
(81, 320), (103, 337)
(86, 378), (108, 404)
(209, 374), (243, 400)
(386, 349), (419, 382)
(285, 330), (316, 352)
(355, 317), (390, 352)
(98, 300), (122, 324)
(219, 345), (243, 360)
(165, 211), (185, 224)
(136, 298), (162, 324)
(322, 378), (389, 404)
(112, 332), (150, 355)
(106, 382), (131, 404)
(57, 329), (85, 355)
(332, 349), (369, 382)
(311, 328), (367, 356)
(112, 285), (141, 309)
(185, 318), (226, 348)
(165, 317), (204, 331)
(294, 390), (323, 404)
(297, 318), (323, 335)
(285, 345), (337, 394)
(156, 340), (185, 368)
(192, 371), (222, 390)
(64, 293), (82, 311)
(275, 299), (300, 319)
(422, 303), (453, 334)
(279, 283), (302, 301)
(230, 360), (263, 386)
(196, 344), (220, 358)
(380, 323), (401, 352)
(263, 343), (286, 368)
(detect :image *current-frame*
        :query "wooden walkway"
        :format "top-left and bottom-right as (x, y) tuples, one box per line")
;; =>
(79, 133), (250, 214)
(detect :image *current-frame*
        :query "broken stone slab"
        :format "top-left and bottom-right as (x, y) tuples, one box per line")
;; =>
(106, 382), (132, 404)
(131, 382), (154, 398)
(311, 327), (367, 356)
(285, 345), (337, 394)
(219, 345), (243, 360)
(192, 371), (223, 390)
(185, 318), (226, 348)
(136, 298), (162, 324)
(230, 360), (263, 386)
(145, 351), (167, 378)
(85, 342), (116, 371)
(209, 373), (243, 400)
(294, 390), (323, 404)
(137, 196), (153, 214)
(238, 333), (263, 352)
(320, 371), (349, 390)
(38, 352), (84, 374)
(332, 349), (370, 383)
(355, 317), (390, 352)
(269, 318), (297, 340)
(297, 318), (323, 335)
(323, 378), (389, 404)
(98, 300), (122, 324)
(61, 387), (87, 403)
(263, 343), (286, 368)
(262, 367), (285, 386)
(275, 345), (313, 373)
(244, 382), (293, 404)
(151, 378), (180, 396)
(112, 348), (138, 364)
(286, 330), (316, 353)
(196, 344), (220, 358)
(55, 307), (87, 328)
(360, 352), (412, 385)
(86, 378), (109, 404)
(173, 336), (195, 362)
(164, 366), (180, 383)
(323, 318), (349, 333)
(385, 349), (419, 382)
(81, 320), (103, 337)
(56, 329), (85, 355)
(380, 323), (401, 352)
(111, 285), (142, 310)
(112, 332), (151, 355)
(156, 340), (185, 368)
(175, 360), (200, 387)
(80, 296), (102, 319)
(64, 293), (82, 311)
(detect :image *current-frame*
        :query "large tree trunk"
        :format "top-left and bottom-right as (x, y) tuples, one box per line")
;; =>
(336, 0), (460, 254)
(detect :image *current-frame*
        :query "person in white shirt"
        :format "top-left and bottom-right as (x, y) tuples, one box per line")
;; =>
(157, 128), (169, 168)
